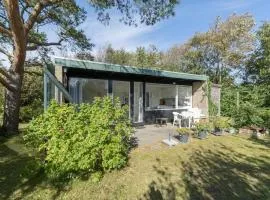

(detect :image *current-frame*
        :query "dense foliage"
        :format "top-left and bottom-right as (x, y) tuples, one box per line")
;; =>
(24, 97), (133, 179)
(19, 67), (43, 122)
(221, 85), (270, 128)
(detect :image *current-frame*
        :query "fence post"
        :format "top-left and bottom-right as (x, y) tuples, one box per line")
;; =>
(236, 91), (239, 111)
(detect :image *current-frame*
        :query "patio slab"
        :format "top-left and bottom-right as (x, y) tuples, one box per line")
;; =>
(133, 124), (179, 146)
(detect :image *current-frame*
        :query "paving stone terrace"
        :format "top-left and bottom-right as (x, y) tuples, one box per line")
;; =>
(133, 124), (180, 148)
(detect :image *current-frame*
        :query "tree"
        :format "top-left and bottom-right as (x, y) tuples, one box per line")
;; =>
(246, 22), (270, 106)
(0, 0), (91, 134)
(246, 22), (270, 84)
(76, 52), (95, 61)
(0, 0), (179, 134)
(135, 47), (147, 67)
(103, 45), (133, 65)
(146, 45), (160, 68)
(178, 14), (255, 84)
(20, 67), (43, 122)
(160, 44), (205, 73)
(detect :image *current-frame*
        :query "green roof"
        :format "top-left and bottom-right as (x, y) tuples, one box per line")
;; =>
(54, 57), (208, 81)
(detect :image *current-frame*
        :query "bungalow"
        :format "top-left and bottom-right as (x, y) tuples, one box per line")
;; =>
(44, 57), (220, 125)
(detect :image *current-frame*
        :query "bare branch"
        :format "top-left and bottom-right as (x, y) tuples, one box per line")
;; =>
(0, 23), (12, 37)
(0, 67), (14, 82)
(19, 0), (30, 22)
(0, 75), (16, 92)
(24, 2), (44, 34)
(0, 47), (13, 60)
(26, 39), (63, 51)
(24, 0), (63, 34)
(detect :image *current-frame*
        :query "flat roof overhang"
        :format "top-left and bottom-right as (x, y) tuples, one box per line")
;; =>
(54, 57), (208, 84)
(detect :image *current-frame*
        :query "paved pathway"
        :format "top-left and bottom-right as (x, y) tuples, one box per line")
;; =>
(133, 124), (179, 147)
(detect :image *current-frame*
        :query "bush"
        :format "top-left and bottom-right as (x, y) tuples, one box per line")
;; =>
(20, 99), (43, 122)
(259, 108), (270, 129)
(213, 117), (232, 130)
(176, 128), (193, 136)
(24, 97), (133, 179)
(233, 102), (264, 128)
(195, 121), (212, 132)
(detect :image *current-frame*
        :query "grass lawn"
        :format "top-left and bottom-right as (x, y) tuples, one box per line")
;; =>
(1, 133), (270, 200)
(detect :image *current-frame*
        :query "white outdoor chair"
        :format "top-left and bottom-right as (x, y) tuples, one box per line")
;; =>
(172, 112), (182, 127)
(188, 108), (202, 124)
(180, 111), (193, 128)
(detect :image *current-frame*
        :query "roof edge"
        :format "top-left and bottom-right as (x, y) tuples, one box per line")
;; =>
(53, 56), (208, 81)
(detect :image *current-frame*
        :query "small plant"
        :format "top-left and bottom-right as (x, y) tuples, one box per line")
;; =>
(213, 117), (231, 130)
(195, 121), (212, 139)
(195, 121), (212, 132)
(176, 128), (193, 143)
(176, 128), (193, 136)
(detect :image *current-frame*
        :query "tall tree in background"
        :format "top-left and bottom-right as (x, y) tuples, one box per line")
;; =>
(160, 44), (205, 73)
(0, 0), (179, 134)
(136, 47), (147, 67)
(187, 14), (255, 84)
(246, 22), (270, 106)
(246, 22), (270, 84)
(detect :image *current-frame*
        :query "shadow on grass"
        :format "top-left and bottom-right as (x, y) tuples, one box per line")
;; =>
(248, 136), (270, 148)
(0, 136), (69, 200)
(141, 141), (270, 200)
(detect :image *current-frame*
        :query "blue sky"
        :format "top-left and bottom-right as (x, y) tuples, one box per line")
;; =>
(77, 0), (269, 54)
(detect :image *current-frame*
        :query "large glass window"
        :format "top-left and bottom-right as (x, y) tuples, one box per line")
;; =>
(145, 83), (192, 110)
(178, 86), (192, 108)
(112, 80), (130, 106)
(134, 82), (143, 122)
(146, 83), (176, 110)
(69, 78), (108, 103)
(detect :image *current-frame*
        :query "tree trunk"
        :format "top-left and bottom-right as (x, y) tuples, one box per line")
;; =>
(1, 0), (27, 135)
(2, 72), (23, 134)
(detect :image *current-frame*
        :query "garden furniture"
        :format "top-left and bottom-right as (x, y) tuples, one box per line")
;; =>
(172, 112), (182, 127)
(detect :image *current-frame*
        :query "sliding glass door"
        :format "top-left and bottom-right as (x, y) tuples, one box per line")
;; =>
(133, 82), (143, 123)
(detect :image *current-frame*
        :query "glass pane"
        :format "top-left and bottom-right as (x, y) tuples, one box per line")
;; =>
(146, 83), (176, 110)
(69, 78), (108, 103)
(45, 75), (55, 108)
(134, 82), (143, 122)
(112, 80), (130, 106)
(178, 86), (192, 108)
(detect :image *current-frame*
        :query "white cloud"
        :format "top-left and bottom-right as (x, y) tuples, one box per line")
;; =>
(81, 16), (160, 54)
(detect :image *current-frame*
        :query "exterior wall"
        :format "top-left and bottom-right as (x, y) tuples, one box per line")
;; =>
(192, 81), (208, 116)
(211, 84), (221, 116)
(54, 65), (63, 103)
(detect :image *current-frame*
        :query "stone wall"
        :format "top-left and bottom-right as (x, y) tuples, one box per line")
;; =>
(192, 81), (208, 116)
(211, 84), (221, 115)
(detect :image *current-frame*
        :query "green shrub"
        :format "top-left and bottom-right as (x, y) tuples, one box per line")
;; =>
(24, 97), (133, 179)
(259, 108), (270, 129)
(213, 117), (232, 130)
(195, 121), (212, 132)
(176, 128), (193, 136)
(233, 102), (264, 128)
(20, 99), (43, 122)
